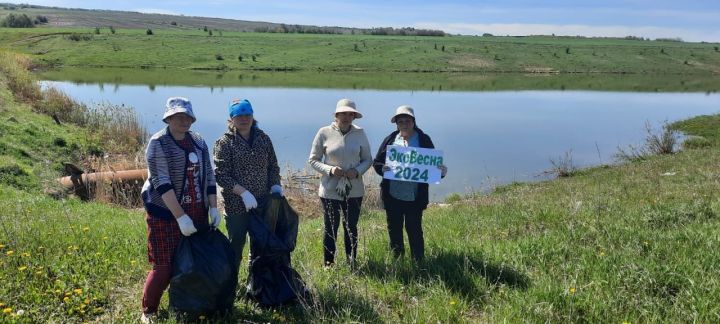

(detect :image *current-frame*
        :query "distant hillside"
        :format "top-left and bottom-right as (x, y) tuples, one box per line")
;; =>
(0, 3), (348, 32)
(0, 3), (444, 36)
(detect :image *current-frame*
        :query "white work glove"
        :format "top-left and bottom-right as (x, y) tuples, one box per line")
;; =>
(208, 207), (221, 228)
(176, 214), (197, 236)
(270, 184), (284, 197)
(336, 177), (352, 200)
(240, 190), (258, 211)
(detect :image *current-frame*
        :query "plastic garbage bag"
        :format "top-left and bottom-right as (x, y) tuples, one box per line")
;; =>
(246, 194), (308, 306)
(169, 228), (237, 317)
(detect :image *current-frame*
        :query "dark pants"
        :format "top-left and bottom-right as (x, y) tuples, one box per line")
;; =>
(321, 197), (362, 265)
(385, 196), (425, 261)
(225, 211), (250, 272)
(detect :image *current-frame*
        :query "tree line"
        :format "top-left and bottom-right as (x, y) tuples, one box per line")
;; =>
(0, 13), (49, 28)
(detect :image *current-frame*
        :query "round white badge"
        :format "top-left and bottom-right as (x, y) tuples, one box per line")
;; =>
(188, 152), (199, 164)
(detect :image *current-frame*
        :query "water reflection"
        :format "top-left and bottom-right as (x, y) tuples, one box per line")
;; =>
(41, 81), (720, 201)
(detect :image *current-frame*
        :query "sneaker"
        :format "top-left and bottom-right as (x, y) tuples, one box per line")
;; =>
(141, 313), (156, 324)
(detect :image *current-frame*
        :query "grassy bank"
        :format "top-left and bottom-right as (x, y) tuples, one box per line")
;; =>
(1, 27), (719, 75)
(37, 66), (720, 92)
(2, 52), (720, 322)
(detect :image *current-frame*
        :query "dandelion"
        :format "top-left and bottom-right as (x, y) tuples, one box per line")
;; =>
(103, 236), (109, 240)
(74, 288), (83, 295)
(569, 287), (576, 294)
(22, 252), (30, 257)
(63, 297), (70, 302)
(35, 271), (43, 276)
(6, 250), (14, 256)
(64, 292), (72, 297)
(622, 322), (631, 324)
(17, 266), (27, 271)
(599, 251), (605, 257)
(3, 308), (11, 314)
(0, 244), (5, 249)
(82, 227), (90, 232)
(131, 260), (137, 265)
(0, 303), (4, 307)
(84, 299), (90, 305)
(450, 300), (456, 305)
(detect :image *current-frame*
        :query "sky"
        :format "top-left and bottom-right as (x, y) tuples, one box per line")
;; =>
(14, 0), (720, 42)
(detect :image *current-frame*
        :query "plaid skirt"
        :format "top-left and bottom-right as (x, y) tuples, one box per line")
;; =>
(146, 203), (208, 266)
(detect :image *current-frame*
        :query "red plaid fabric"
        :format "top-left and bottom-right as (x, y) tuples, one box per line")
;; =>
(146, 136), (208, 266)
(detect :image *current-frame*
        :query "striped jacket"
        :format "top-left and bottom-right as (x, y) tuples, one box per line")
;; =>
(141, 127), (216, 220)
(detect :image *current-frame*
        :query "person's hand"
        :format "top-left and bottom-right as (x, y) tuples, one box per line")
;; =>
(270, 184), (284, 196)
(331, 166), (345, 177)
(438, 164), (448, 177)
(208, 207), (222, 228)
(240, 190), (258, 211)
(176, 214), (197, 236)
(345, 168), (359, 179)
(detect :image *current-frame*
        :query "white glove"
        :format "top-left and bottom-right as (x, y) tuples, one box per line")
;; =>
(176, 214), (197, 236)
(336, 177), (352, 200)
(240, 190), (258, 211)
(270, 184), (284, 196)
(209, 207), (221, 228)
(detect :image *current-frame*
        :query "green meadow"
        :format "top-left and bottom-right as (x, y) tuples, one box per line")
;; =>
(1, 27), (720, 75)
(1, 51), (720, 322)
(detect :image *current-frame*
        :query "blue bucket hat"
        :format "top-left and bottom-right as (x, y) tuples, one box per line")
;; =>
(228, 99), (253, 118)
(162, 97), (196, 123)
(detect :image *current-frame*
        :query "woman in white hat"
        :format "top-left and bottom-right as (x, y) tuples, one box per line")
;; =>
(308, 98), (372, 267)
(372, 105), (447, 262)
(140, 97), (219, 322)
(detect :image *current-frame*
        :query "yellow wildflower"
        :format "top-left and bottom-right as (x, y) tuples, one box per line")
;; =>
(2, 308), (11, 314)
(131, 260), (137, 265)
(599, 251), (605, 257)
(0, 244), (5, 248)
(74, 288), (83, 295)
(103, 236), (109, 240)
(82, 227), (90, 232)
(6, 250), (13, 256)
(35, 271), (43, 276)
(64, 292), (72, 297)
(63, 297), (69, 302)
(569, 287), (576, 294)
(17, 266), (27, 271)
(84, 299), (90, 305)
(0, 303), (4, 307)
(22, 252), (30, 257)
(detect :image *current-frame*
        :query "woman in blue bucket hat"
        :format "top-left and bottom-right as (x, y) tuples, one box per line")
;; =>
(140, 97), (219, 322)
(213, 99), (282, 273)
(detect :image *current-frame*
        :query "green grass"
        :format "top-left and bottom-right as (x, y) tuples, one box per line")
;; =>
(2, 50), (720, 322)
(36, 66), (720, 92)
(1, 27), (719, 75)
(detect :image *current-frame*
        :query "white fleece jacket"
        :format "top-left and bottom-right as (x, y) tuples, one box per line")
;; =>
(308, 123), (372, 200)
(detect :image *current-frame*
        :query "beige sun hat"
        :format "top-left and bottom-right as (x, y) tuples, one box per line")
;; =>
(391, 105), (415, 123)
(335, 98), (363, 119)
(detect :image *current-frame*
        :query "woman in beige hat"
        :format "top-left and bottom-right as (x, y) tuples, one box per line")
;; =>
(372, 105), (447, 262)
(308, 98), (372, 267)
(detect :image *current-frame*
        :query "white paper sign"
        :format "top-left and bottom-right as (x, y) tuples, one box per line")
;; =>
(383, 145), (443, 184)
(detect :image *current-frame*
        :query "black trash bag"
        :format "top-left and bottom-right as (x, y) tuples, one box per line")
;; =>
(169, 228), (238, 317)
(246, 194), (308, 307)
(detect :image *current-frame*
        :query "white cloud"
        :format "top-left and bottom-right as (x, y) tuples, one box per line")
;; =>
(416, 22), (720, 43)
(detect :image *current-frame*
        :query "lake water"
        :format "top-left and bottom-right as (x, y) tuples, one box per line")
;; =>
(41, 80), (720, 201)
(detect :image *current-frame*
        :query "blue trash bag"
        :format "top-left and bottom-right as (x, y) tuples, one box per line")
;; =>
(246, 194), (308, 306)
(169, 228), (237, 317)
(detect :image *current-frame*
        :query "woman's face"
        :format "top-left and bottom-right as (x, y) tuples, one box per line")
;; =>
(395, 115), (415, 133)
(335, 111), (356, 128)
(167, 113), (194, 134)
(231, 114), (254, 132)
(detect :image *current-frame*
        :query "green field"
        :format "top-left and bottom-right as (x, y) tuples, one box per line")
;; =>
(2, 51), (720, 322)
(1, 25), (720, 76)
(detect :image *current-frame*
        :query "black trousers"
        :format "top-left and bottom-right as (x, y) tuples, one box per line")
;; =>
(384, 196), (425, 261)
(321, 197), (363, 264)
